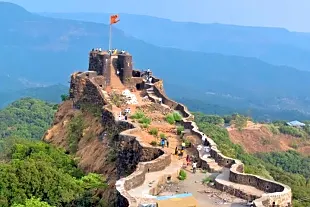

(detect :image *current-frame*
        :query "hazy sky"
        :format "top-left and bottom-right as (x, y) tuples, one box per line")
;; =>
(5, 0), (310, 32)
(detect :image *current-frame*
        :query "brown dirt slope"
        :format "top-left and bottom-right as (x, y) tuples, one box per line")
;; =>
(228, 122), (310, 156)
(43, 100), (117, 202)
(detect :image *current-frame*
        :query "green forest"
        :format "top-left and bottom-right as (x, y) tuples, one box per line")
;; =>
(0, 98), (58, 139)
(194, 113), (310, 207)
(0, 98), (108, 206)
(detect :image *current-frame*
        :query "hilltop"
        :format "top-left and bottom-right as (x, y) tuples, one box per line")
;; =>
(1, 2), (310, 120)
(42, 48), (293, 207)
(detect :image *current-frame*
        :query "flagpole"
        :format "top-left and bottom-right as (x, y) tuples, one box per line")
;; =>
(109, 24), (112, 51)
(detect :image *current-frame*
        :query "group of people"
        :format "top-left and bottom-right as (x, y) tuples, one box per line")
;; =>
(161, 137), (169, 148)
(108, 49), (126, 55)
(118, 107), (131, 121)
(142, 68), (153, 83)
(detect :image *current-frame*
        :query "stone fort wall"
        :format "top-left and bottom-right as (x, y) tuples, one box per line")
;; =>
(149, 79), (292, 207)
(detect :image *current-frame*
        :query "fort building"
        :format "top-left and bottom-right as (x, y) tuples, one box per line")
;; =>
(64, 48), (293, 207)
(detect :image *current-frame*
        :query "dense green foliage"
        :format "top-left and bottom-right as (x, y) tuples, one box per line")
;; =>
(271, 120), (309, 138)
(166, 112), (182, 125)
(257, 151), (310, 179)
(0, 98), (57, 139)
(195, 113), (310, 207)
(12, 198), (53, 207)
(0, 138), (107, 207)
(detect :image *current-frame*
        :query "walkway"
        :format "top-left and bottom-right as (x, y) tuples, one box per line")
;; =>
(215, 168), (265, 198)
(127, 158), (182, 199)
(110, 56), (125, 90)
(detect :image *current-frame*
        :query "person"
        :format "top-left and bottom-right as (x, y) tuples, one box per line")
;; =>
(180, 149), (184, 159)
(192, 161), (197, 173)
(166, 139), (169, 148)
(181, 142), (186, 150)
(161, 139), (165, 148)
(117, 70), (120, 76)
(186, 155), (190, 166)
(148, 76), (153, 83)
(158, 97), (162, 104)
(175, 147), (178, 155)
(124, 115), (127, 121)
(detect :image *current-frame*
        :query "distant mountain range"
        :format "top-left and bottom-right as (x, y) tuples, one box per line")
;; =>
(40, 12), (310, 71)
(1, 2), (310, 119)
(0, 84), (68, 108)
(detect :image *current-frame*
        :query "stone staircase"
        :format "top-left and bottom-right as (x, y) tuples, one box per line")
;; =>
(197, 145), (223, 173)
(110, 57), (125, 90)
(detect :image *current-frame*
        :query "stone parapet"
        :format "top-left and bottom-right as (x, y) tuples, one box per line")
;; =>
(147, 76), (292, 207)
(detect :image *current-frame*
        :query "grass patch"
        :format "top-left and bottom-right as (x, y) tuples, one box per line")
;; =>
(160, 133), (166, 139)
(150, 141), (158, 146)
(202, 176), (213, 184)
(166, 112), (183, 124)
(149, 128), (158, 136)
(138, 117), (151, 125)
(130, 110), (145, 119)
(166, 114), (175, 124)
(110, 91), (127, 107)
(178, 169), (187, 180)
(177, 126), (184, 135)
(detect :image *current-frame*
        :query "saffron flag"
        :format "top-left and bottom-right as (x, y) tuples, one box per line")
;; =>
(110, 14), (120, 25)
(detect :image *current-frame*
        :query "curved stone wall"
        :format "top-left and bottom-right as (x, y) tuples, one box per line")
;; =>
(150, 81), (292, 207)
(72, 71), (291, 207)
(115, 127), (172, 207)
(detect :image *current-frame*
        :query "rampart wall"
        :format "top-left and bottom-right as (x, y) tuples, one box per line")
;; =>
(147, 81), (292, 207)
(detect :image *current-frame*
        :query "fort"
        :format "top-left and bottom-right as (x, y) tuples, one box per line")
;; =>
(47, 48), (292, 207)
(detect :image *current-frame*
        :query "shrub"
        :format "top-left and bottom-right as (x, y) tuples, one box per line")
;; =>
(178, 169), (187, 180)
(149, 128), (158, 136)
(173, 112), (182, 122)
(110, 91), (126, 107)
(290, 141), (299, 149)
(160, 133), (166, 139)
(279, 125), (304, 137)
(166, 114), (175, 124)
(267, 124), (280, 135)
(138, 117), (151, 125)
(184, 139), (191, 147)
(130, 111), (145, 119)
(202, 176), (213, 184)
(141, 123), (149, 128)
(177, 126), (184, 135)
(150, 141), (157, 146)
(61, 94), (70, 101)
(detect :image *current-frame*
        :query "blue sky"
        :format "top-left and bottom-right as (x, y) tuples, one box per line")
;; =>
(5, 0), (310, 32)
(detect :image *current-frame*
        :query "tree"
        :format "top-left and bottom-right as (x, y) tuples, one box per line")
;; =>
(231, 114), (248, 130)
(61, 94), (70, 102)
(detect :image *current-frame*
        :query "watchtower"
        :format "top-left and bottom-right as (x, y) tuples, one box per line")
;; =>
(88, 50), (112, 86)
(117, 53), (133, 85)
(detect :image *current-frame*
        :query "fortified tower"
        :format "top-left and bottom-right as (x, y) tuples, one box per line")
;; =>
(87, 49), (134, 88)
(117, 53), (133, 85)
(88, 50), (112, 86)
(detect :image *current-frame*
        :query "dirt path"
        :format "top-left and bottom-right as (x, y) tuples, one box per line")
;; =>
(159, 167), (247, 207)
